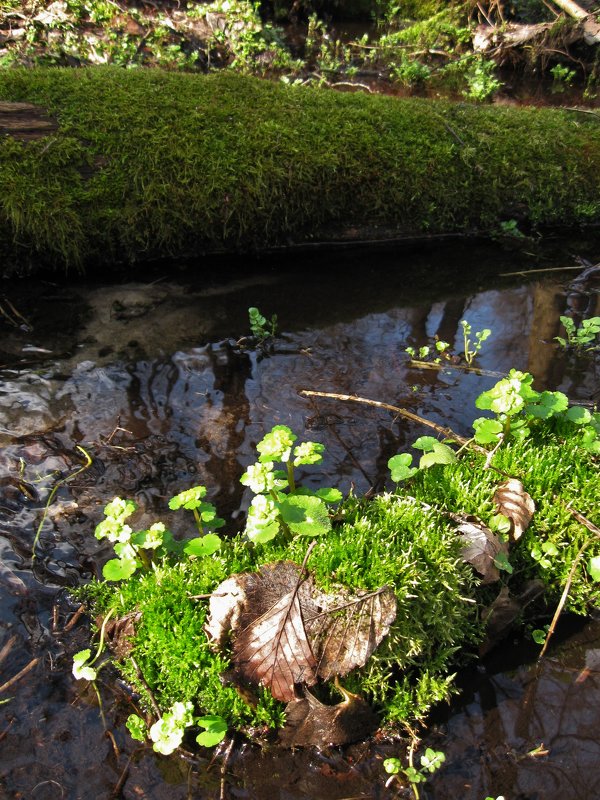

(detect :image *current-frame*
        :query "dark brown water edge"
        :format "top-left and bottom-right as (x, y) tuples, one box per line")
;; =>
(0, 236), (599, 800)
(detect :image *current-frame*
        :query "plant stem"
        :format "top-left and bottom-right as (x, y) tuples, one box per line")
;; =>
(193, 508), (204, 536)
(286, 462), (296, 492)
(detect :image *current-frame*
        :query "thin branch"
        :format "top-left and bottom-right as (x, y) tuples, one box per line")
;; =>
(299, 389), (474, 447)
(129, 656), (161, 717)
(0, 657), (40, 694)
(407, 359), (505, 378)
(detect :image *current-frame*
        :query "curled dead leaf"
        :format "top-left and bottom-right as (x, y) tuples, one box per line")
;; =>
(494, 478), (535, 540)
(450, 513), (507, 584)
(279, 684), (379, 748)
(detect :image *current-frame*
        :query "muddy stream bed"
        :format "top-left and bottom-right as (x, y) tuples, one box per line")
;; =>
(1, 238), (599, 800)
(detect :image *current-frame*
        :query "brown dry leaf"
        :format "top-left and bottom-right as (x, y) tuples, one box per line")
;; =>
(452, 514), (507, 584)
(494, 478), (535, 540)
(101, 611), (142, 660)
(206, 560), (397, 703)
(233, 562), (318, 702)
(279, 685), (379, 748)
(306, 586), (397, 681)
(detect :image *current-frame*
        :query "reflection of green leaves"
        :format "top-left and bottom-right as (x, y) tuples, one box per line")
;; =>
(196, 715), (227, 747)
(183, 534), (221, 557)
(278, 495), (331, 536)
(587, 556), (600, 582)
(388, 453), (418, 482)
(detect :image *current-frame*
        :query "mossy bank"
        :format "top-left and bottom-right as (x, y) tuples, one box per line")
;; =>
(2, 66), (600, 275)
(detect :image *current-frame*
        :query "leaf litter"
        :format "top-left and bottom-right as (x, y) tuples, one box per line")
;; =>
(205, 554), (397, 745)
(494, 478), (535, 540)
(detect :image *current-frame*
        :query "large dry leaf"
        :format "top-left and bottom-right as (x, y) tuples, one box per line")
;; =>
(232, 562), (318, 702)
(306, 586), (397, 681)
(206, 560), (397, 703)
(494, 478), (535, 540)
(451, 513), (507, 584)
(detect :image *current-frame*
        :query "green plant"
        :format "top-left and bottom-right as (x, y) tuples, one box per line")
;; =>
(461, 319), (491, 366)
(384, 747), (446, 798)
(472, 369), (600, 451)
(555, 315), (600, 351)
(126, 703), (227, 755)
(388, 435), (457, 483)
(462, 56), (502, 101)
(248, 306), (277, 342)
(241, 425), (341, 543)
(94, 488), (223, 581)
(550, 63), (576, 87)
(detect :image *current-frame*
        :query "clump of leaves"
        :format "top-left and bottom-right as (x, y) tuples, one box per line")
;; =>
(555, 315), (600, 351)
(248, 306), (277, 343)
(384, 747), (446, 798)
(126, 703), (227, 754)
(241, 425), (342, 544)
(95, 487), (223, 581)
(472, 369), (600, 451)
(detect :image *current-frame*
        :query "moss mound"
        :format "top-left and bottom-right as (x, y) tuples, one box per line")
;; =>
(83, 410), (599, 742)
(1, 67), (600, 275)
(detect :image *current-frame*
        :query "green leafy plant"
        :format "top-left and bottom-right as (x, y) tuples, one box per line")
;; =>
(461, 319), (491, 366)
(241, 425), (341, 543)
(555, 315), (600, 351)
(95, 487), (223, 581)
(388, 435), (457, 484)
(384, 747), (446, 798)
(126, 702), (227, 755)
(248, 306), (278, 343)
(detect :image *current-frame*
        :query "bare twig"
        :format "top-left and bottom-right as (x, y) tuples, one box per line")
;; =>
(129, 656), (161, 717)
(0, 657), (40, 693)
(109, 752), (136, 799)
(219, 736), (235, 800)
(60, 604), (87, 633)
(499, 265), (585, 277)
(407, 359), (504, 378)
(0, 635), (17, 668)
(539, 505), (600, 659)
(299, 389), (473, 447)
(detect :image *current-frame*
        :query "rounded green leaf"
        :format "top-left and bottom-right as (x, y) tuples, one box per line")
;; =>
(388, 453), (417, 482)
(102, 556), (138, 581)
(587, 556), (600, 582)
(278, 495), (331, 536)
(565, 406), (592, 425)
(196, 715), (227, 748)
(183, 533), (221, 557)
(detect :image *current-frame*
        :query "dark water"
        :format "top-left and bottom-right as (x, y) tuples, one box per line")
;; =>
(0, 239), (599, 799)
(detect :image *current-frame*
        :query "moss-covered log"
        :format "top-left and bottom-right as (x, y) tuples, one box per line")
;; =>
(1, 66), (600, 275)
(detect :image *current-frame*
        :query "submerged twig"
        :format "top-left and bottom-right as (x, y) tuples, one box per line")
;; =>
(539, 505), (600, 659)
(407, 359), (504, 378)
(130, 656), (161, 717)
(0, 635), (17, 668)
(0, 657), (40, 694)
(299, 389), (472, 446)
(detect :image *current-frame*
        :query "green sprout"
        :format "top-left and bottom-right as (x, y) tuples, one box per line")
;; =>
(555, 315), (600, 352)
(384, 747), (446, 798)
(126, 705), (227, 754)
(248, 306), (277, 343)
(461, 319), (491, 366)
(388, 436), (457, 484)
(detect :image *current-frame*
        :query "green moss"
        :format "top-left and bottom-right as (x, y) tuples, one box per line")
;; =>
(1, 67), (600, 274)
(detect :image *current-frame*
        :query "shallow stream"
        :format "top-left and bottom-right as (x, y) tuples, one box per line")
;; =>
(1, 238), (599, 799)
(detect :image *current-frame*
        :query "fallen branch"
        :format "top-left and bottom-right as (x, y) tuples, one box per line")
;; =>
(0, 657), (40, 694)
(539, 506), (600, 659)
(299, 389), (473, 447)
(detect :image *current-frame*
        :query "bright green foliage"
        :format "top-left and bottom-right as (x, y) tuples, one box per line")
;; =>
(388, 436), (457, 483)
(588, 556), (600, 582)
(241, 425), (338, 543)
(555, 315), (600, 351)
(169, 485), (225, 535)
(196, 715), (228, 747)
(149, 701), (195, 755)
(72, 648), (97, 681)
(383, 747), (446, 792)
(388, 452), (418, 482)
(248, 307), (278, 343)
(461, 319), (491, 366)
(126, 714), (147, 742)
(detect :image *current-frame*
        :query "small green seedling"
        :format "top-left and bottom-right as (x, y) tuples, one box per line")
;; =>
(248, 306), (277, 342)
(241, 425), (341, 544)
(384, 747), (446, 798)
(126, 705), (227, 754)
(532, 626), (549, 645)
(388, 436), (457, 484)
(461, 319), (491, 366)
(555, 315), (600, 352)
(530, 541), (559, 570)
